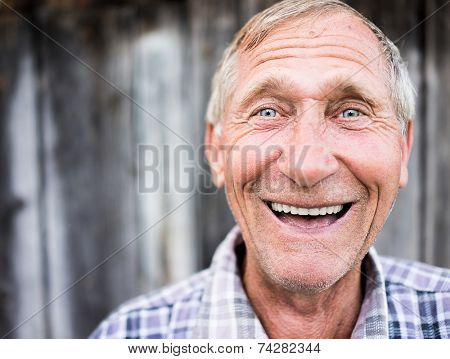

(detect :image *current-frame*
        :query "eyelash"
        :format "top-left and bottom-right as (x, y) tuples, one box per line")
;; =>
(251, 105), (282, 117)
(334, 103), (370, 117)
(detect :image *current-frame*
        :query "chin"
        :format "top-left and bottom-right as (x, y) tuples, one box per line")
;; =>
(255, 249), (357, 294)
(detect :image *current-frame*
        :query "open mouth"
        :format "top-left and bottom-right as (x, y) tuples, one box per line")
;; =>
(267, 201), (352, 229)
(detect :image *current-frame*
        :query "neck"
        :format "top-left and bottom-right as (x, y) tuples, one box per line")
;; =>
(242, 258), (363, 339)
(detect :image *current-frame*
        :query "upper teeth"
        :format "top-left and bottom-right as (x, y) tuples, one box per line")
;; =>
(270, 202), (344, 216)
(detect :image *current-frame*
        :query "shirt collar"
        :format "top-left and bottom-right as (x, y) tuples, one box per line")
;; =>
(190, 225), (389, 339)
(351, 246), (389, 338)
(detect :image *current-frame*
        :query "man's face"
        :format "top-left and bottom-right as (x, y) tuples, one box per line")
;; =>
(206, 13), (413, 291)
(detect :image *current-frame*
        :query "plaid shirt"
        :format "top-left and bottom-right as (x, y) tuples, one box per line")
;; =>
(90, 225), (450, 339)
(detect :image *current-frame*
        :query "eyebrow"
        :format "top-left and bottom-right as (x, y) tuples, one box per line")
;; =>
(320, 75), (381, 109)
(237, 74), (383, 110)
(238, 76), (296, 110)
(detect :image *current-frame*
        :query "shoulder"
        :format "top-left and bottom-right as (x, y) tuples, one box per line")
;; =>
(90, 269), (211, 339)
(379, 256), (450, 338)
(380, 255), (450, 292)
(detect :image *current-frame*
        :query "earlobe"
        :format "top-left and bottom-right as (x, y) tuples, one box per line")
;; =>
(204, 122), (225, 188)
(399, 120), (414, 188)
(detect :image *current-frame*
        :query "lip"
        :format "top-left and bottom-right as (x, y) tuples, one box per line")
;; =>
(262, 199), (355, 234)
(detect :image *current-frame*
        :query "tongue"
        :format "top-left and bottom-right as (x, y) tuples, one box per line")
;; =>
(277, 213), (338, 229)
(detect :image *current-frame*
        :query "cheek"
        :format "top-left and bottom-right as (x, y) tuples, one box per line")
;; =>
(224, 134), (282, 188)
(337, 133), (403, 195)
(225, 148), (260, 186)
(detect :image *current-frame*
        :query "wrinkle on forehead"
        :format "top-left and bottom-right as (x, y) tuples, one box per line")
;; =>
(248, 36), (378, 65)
(249, 50), (379, 76)
(237, 12), (386, 85)
(262, 11), (381, 48)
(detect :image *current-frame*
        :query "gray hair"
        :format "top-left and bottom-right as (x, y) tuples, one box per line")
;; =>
(206, 0), (415, 134)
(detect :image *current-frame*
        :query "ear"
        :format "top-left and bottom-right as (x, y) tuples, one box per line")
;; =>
(399, 120), (414, 188)
(204, 122), (225, 188)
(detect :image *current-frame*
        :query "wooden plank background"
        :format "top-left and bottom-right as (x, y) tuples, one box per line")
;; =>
(0, 0), (449, 338)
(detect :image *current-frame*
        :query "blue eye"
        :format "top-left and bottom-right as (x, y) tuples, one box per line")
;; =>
(258, 108), (277, 117)
(342, 109), (361, 118)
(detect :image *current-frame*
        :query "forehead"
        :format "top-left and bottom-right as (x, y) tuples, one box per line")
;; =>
(232, 11), (389, 105)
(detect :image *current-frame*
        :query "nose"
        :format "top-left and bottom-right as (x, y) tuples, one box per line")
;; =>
(277, 131), (339, 188)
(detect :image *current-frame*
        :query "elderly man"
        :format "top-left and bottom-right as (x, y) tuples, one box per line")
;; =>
(91, 0), (449, 339)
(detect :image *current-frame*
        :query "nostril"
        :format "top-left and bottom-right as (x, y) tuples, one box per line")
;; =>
(277, 145), (339, 188)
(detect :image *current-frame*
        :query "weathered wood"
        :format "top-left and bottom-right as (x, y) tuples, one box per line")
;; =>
(132, 0), (197, 292)
(188, 0), (239, 266)
(36, 6), (138, 337)
(423, 0), (450, 268)
(0, 15), (24, 339)
(0, 15), (47, 339)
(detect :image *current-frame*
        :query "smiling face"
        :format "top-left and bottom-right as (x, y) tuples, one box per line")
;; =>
(206, 12), (413, 292)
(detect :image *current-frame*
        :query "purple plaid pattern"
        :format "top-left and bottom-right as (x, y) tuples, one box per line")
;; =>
(90, 225), (450, 339)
